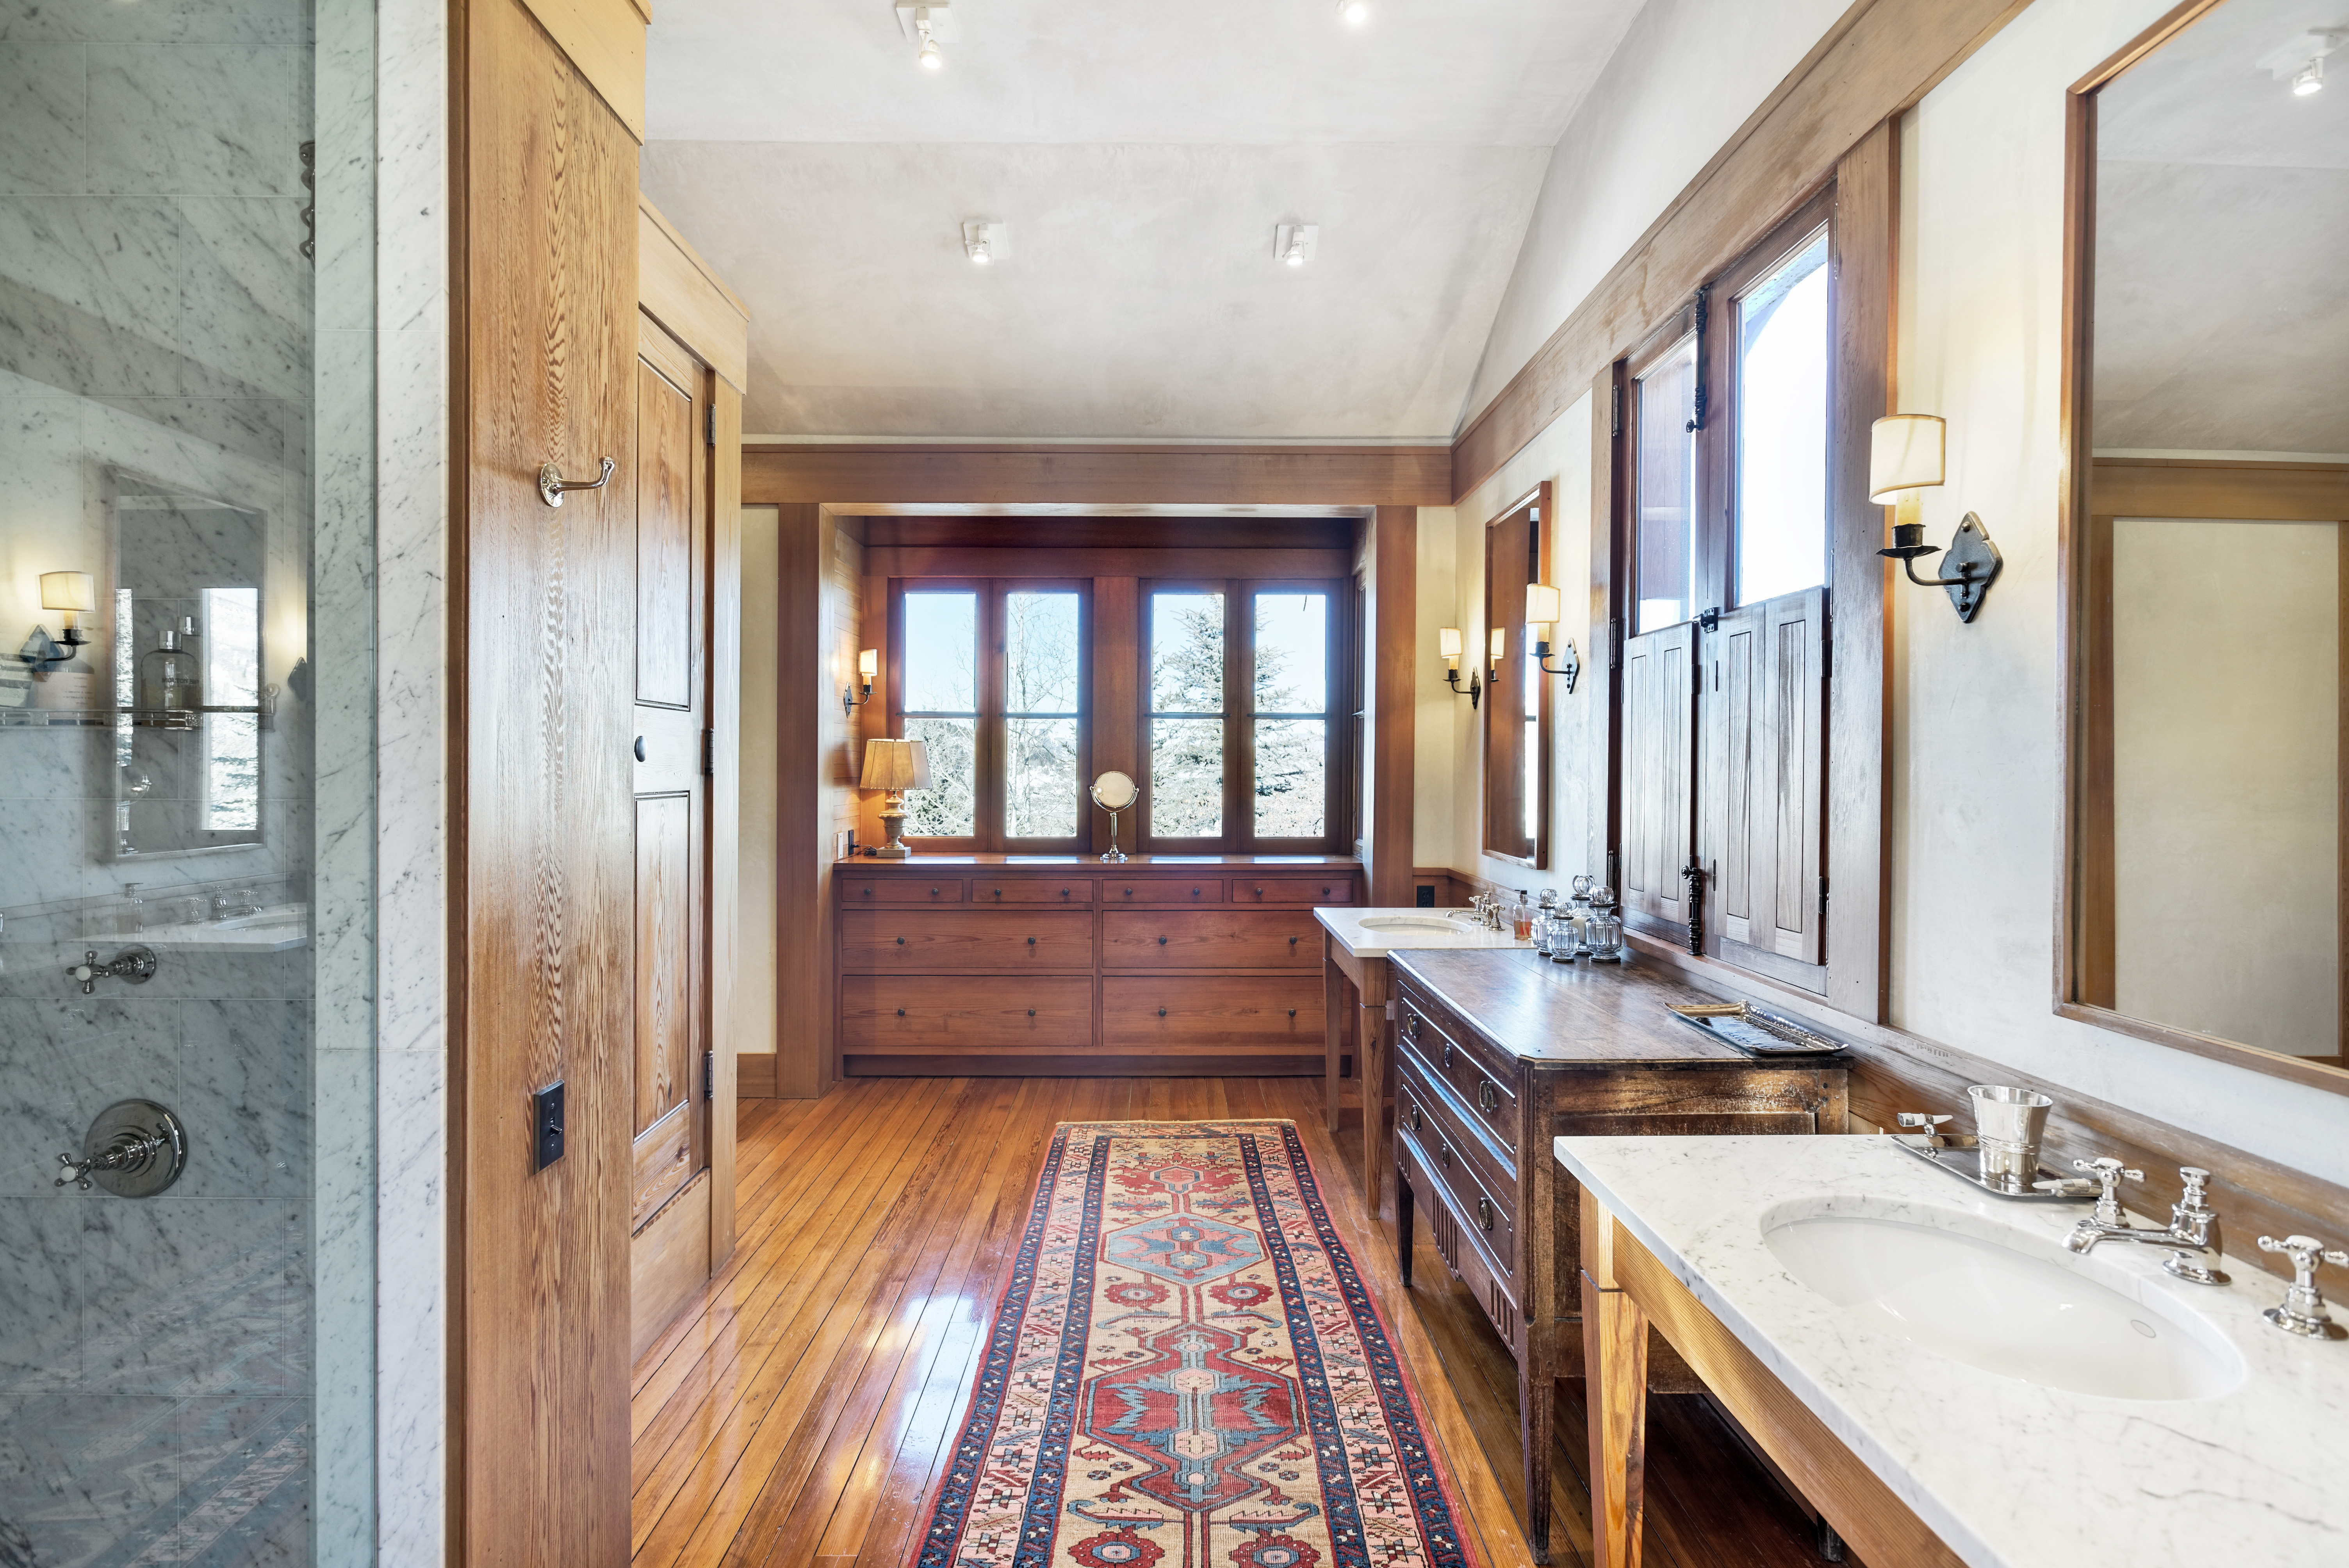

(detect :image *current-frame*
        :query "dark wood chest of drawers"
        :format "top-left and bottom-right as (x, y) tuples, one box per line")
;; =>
(1386, 948), (1847, 1563)
(834, 856), (1361, 1076)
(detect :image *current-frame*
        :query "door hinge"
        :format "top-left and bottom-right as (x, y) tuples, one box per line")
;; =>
(1610, 382), (1623, 439)
(703, 1049), (715, 1101)
(705, 402), (716, 445)
(1818, 875), (1830, 915)
(1610, 617), (1624, 670)
(701, 727), (714, 777)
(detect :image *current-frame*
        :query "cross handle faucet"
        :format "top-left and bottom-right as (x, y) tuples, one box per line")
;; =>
(2072, 1156), (2144, 1229)
(2067, 1158), (2228, 1285)
(2256, 1235), (2349, 1340)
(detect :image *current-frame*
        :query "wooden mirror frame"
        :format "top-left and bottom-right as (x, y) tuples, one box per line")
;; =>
(2055, 0), (2349, 1098)
(1482, 481), (1552, 868)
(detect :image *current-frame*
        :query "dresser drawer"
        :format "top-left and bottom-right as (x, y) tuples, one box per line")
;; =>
(1230, 876), (1356, 906)
(1394, 993), (1520, 1151)
(842, 975), (1093, 1049)
(841, 877), (964, 905)
(1101, 975), (1322, 1049)
(1397, 1124), (1521, 1354)
(1396, 1051), (1518, 1211)
(1395, 1069), (1518, 1280)
(971, 878), (1094, 906)
(1103, 910), (1321, 970)
(1105, 878), (1224, 907)
(841, 909), (1094, 973)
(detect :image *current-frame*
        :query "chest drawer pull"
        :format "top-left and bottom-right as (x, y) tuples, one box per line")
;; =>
(861, 887), (873, 897)
(1287, 1009), (1296, 1018)
(1060, 888), (1070, 898)
(1478, 1197), (1495, 1233)
(1440, 1142), (1453, 1169)
(1409, 1106), (1423, 1133)
(1158, 1007), (1168, 1017)
(1158, 935), (1169, 945)
(896, 1008), (905, 1016)
(896, 936), (906, 945)
(1288, 935), (1299, 946)
(1027, 936), (1037, 946)
(1443, 1040), (1454, 1069)
(991, 887), (1002, 899)
(1028, 1009), (1036, 1017)
(930, 887), (941, 896)
(1478, 1080), (1499, 1115)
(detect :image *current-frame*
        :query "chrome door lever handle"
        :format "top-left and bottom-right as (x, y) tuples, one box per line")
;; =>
(538, 455), (615, 508)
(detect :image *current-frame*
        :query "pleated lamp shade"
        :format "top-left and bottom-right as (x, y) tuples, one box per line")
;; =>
(860, 738), (932, 791)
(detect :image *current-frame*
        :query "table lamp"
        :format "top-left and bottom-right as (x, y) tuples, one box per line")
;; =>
(860, 737), (932, 859)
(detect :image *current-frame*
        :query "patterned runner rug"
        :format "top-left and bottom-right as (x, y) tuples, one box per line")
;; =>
(913, 1119), (1480, 1568)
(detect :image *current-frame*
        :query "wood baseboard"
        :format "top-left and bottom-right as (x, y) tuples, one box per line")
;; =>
(736, 1051), (777, 1098)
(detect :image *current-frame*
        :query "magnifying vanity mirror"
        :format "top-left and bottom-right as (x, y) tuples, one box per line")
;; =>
(2061, 0), (2348, 1087)
(1090, 768), (1137, 861)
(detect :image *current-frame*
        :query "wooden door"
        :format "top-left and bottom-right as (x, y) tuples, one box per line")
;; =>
(454, 0), (639, 1558)
(629, 314), (721, 1361)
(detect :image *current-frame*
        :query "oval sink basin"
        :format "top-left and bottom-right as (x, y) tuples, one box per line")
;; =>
(1357, 915), (1474, 932)
(1761, 1200), (2242, 1400)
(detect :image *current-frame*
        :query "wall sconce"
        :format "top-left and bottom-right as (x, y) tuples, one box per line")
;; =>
(1438, 626), (1480, 708)
(842, 648), (877, 717)
(1870, 414), (2001, 623)
(1524, 583), (1581, 693)
(22, 571), (96, 670)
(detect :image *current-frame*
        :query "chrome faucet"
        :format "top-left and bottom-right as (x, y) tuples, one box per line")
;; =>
(1463, 893), (1502, 930)
(2254, 1235), (2348, 1339)
(210, 891), (260, 921)
(2064, 1159), (2228, 1285)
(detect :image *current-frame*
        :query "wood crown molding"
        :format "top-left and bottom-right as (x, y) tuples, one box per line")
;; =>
(514, 0), (647, 142)
(1448, 0), (2031, 503)
(638, 193), (750, 393)
(742, 444), (1452, 509)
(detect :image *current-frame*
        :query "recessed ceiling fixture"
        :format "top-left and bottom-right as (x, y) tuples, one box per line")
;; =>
(894, 2), (957, 70)
(962, 220), (1005, 264)
(2258, 27), (2342, 96)
(1274, 223), (1319, 268)
(1336, 0), (1369, 24)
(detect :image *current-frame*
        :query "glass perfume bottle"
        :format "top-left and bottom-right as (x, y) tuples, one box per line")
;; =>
(141, 619), (201, 713)
(1586, 887), (1625, 963)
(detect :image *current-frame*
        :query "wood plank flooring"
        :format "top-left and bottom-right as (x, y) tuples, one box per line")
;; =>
(630, 1076), (1839, 1568)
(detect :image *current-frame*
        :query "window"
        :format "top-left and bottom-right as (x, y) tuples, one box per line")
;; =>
(1143, 583), (1341, 851)
(1616, 190), (1840, 991)
(894, 583), (1087, 849)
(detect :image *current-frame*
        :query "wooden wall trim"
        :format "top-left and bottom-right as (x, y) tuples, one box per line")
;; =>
(742, 444), (1451, 508)
(2089, 458), (2349, 521)
(861, 546), (1353, 581)
(705, 377), (743, 1260)
(514, 0), (645, 142)
(638, 193), (750, 394)
(1368, 507), (1417, 907)
(774, 502), (835, 1099)
(1449, 0), (2030, 502)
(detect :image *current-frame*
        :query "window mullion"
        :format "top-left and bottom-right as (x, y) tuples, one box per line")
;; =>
(1228, 580), (1250, 852)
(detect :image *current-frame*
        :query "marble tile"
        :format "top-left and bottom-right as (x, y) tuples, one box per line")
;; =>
(374, 0), (446, 337)
(0, 44), (88, 194)
(373, 1043), (442, 1566)
(0, 197), (186, 395)
(0, 0), (306, 46)
(0, 1391), (181, 1564)
(176, 998), (308, 1197)
(0, 1199), (84, 1391)
(309, 1046), (373, 1568)
(170, 198), (310, 399)
(0, 996), (179, 1196)
(86, 46), (301, 197)
(81, 1197), (294, 1394)
(173, 1392), (312, 1565)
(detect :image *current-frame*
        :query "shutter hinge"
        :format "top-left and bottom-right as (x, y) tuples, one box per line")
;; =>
(1818, 875), (1830, 915)
(706, 402), (716, 445)
(1821, 608), (1832, 681)
(702, 1049), (715, 1101)
(1610, 382), (1623, 439)
(702, 727), (715, 777)
(1610, 617), (1624, 670)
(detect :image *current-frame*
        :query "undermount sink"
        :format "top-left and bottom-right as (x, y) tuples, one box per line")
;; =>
(1761, 1198), (2243, 1401)
(1357, 915), (1474, 932)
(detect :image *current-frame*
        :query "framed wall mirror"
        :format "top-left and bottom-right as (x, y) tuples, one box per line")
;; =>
(1483, 482), (1551, 867)
(2061, 0), (2349, 1091)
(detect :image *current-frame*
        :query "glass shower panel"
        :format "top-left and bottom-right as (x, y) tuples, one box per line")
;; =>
(0, 0), (377, 1557)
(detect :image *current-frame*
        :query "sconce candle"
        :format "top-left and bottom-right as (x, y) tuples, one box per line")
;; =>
(1869, 413), (2002, 623)
(843, 647), (879, 716)
(1439, 626), (1481, 707)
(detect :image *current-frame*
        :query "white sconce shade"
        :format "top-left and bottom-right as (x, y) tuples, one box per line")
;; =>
(1523, 583), (1561, 626)
(1438, 626), (1462, 664)
(1488, 626), (1507, 662)
(857, 648), (879, 680)
(1869, 414), (1946, 502)
(40, 571), (95, 613)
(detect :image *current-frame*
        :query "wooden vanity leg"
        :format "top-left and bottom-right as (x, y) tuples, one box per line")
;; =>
(1581, 1189), (1648, 1568)
(1395, 1165), (1414, 1288)
(1324, 950), (1347, 1135)
(1520, 1341), (1554, 1564)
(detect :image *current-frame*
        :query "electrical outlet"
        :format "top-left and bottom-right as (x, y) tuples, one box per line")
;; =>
(532, 1080), (565, 1171)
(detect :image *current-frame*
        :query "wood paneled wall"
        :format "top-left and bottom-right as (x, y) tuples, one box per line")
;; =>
(451, 0), (638, 1557)
(772, 503), (847, 1101)
(1368, 508), (1418, 907)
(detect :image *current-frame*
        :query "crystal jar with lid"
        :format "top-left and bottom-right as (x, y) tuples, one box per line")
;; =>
(1585, 887), (1624, 962)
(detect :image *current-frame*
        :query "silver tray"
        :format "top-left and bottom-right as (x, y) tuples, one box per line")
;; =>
(1893, 1133), (2101, 1202)
(1664, 1001), (1847, 1057)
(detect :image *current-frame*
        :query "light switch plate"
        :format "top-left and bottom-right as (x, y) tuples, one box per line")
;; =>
(532, 1080), (565, 1171)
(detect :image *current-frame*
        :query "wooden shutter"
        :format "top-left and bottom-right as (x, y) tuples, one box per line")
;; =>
(1620, 621), (1697, 936)
(1704, 586), (1826, 981)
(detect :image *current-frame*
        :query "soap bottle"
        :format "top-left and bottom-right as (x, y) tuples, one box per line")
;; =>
(1510, 889), (1534, 941)
(1533, 888), (1559, 955)
(141, 618), (201, 713)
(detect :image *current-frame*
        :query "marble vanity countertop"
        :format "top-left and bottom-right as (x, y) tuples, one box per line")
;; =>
(1554, 1133), (2347, 1568)
(1312, 905), (1531, 960)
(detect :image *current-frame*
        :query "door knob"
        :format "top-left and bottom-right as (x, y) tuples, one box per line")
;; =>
(633, 736), (647, 761)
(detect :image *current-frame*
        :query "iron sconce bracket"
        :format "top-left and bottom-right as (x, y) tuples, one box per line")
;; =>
(1879, 512), (2003, 623)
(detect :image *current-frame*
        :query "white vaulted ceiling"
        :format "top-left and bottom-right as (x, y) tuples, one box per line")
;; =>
(640, 1), (1649, 440)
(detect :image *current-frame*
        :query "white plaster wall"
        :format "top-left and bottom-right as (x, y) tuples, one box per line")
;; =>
(1894, 0), (2349, 1187)
(736, 505), (779, 1062)
(1422, 392), (1603, 898)
(1458, 0), (1858, 428)
(2110, 518), (2337, 1057)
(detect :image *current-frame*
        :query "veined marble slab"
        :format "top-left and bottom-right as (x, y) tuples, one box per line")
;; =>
(1314, 905), (1531, 960)
(1554, 1133), (2347, 1568)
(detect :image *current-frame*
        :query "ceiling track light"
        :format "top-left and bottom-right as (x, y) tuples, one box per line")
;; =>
(2295, 55), (2324, 95)
(895, 1), (956, 69)
(1274, 222), (1319, 269)
(961, 220), (1005, 264)
(1336, 0), (1369, 23)
(2262, 27), (2343, 95)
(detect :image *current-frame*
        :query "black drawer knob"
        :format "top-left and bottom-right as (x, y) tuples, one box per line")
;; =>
(1320, 886), (1330, 895)
(1288, 935), (1299, 946)
(1478, 1197), (1495, 1233)
(992, 887), (1002, 899)
(1028, 1009), (1036, 1017)
(862, 887), (873, 897)
(1479, 1080), (1499, 1114)
(1192, 887), (1202, 896)
(1158, 1007), (1167, 1017)
(896, 1008), (905, 1016)
(1060, 888), (1070, 898)
(1287, 1009), (1296, 1018)
(1027, 936), (1037, 946)
(1158, 935), (1168, 945)
(896, 936), (907, 945)
(1253, 886), (1263, 895)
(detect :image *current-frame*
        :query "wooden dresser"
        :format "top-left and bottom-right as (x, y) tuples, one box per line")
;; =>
(834, 855), (1363, 1076)
(1385, 948), (1848, 1564)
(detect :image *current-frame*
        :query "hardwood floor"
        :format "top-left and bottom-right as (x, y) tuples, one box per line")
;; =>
(629, 1076), (1839, 1568)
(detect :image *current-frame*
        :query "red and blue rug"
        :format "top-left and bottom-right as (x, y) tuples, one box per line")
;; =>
(913, 1119), (1480, 1568)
